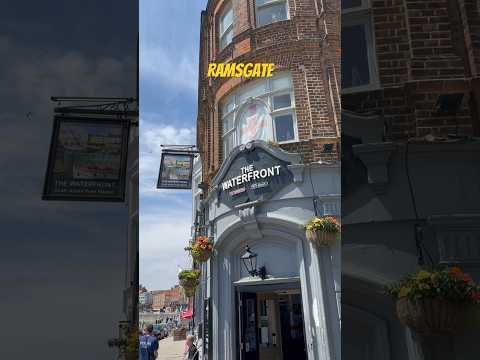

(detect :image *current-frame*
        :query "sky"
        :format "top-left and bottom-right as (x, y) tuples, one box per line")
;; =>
(139, 0), (208, 291)
(0, 1), (137, 358)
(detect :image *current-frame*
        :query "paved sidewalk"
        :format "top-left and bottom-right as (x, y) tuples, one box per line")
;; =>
(157, 336), (185, 360)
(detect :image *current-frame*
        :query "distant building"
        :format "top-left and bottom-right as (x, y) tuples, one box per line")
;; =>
(151, 286), (187, 312)
(139, 290), (153, 306)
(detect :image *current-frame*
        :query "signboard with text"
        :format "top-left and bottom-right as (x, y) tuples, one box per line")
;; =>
(157, 152), (194, 189)
(216, 145), (294, 207)
(43, 116), (130, 201)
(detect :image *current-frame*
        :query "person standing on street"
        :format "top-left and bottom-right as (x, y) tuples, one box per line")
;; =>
(139, 325), (159, 360)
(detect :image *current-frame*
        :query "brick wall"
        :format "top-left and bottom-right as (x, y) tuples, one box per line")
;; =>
(197, 0), (340, 186)
(343, 0), (480, 139)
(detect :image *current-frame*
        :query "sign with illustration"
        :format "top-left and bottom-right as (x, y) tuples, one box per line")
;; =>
(43, 116), (130, 201)
(157, 152), (194, 189)
(215, 142), (295, 207)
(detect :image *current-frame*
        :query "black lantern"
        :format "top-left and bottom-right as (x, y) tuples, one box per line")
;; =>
(241, 245), (266, 280)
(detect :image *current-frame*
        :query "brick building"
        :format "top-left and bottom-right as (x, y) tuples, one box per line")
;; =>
(342, 0), (480, 139)
(151, 286), (187, 312)
(342, 1), (480, 359)
(197, 0), (341, 185)
(192, 1), (341, 360)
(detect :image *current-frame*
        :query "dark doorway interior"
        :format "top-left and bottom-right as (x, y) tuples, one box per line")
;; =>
(238, 287), (307, 360)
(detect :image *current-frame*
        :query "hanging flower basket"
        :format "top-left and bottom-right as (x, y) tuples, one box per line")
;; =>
(396, 297), (465, 335)
(304, 216), (340, 247)
(186, 236), (214, 263)
(387, 267), (480, 335)
(178, 269), (200, 298)
(305, 229), (338, 246)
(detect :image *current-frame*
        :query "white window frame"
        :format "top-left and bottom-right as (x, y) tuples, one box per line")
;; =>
(255, 0), (289, 27)
(341, 0), (379, 93)
(219, 4), (234, 50)
(221, 73), (298, 159)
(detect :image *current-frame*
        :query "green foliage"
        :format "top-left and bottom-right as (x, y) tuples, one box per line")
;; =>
(387, 267), (480, 304)
(178, 269), (201, 282)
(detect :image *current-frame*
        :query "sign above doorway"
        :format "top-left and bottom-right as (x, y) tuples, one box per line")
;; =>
(212, 141), (301, 207)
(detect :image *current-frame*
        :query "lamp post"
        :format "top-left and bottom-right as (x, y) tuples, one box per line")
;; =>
(241, 245), (267, 280)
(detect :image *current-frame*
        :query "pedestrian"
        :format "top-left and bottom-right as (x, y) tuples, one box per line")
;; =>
(139, 324), (159, 360)
(184, 335), (199, 360)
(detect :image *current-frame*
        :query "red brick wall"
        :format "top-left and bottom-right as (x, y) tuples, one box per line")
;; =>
(197, 0), (340, 185)
(343, 0), (480, 139)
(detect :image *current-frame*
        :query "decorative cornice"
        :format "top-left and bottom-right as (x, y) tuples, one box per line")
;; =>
(237, 205), (262, 240)
(287, 164), (305, 183)
(352, 142), (396, 194)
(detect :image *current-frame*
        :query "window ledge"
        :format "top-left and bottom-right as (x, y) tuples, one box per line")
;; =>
(255, 18), (291, 30)
(342, 83), (381, 95)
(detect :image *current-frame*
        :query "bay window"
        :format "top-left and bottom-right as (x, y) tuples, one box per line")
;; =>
(342, 0), (378, 92)
(255, 0), (289, 27)
(221, 72), (297, 159)
(219, 4), (234, 50)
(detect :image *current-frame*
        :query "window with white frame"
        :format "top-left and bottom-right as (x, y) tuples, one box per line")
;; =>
(219, 4), (234, 50)
(221, 72), (297, 158)
(255, 0), (289, 27)
(342, 0), (378, 92)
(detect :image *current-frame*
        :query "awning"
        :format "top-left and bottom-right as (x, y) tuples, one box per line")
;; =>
(180, 309), (193, 320)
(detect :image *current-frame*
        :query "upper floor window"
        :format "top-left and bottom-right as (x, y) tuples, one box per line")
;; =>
(255, 0), (289, 27)
(221, 72), (297, 158)
(219, 4), (234, 50)
(342, 0), (378, 92)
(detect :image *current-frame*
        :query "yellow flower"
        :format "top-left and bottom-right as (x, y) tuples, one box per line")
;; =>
(418, 283), (430, 290)
(398, 286), (411, 298)
(416, 270), (431, 281)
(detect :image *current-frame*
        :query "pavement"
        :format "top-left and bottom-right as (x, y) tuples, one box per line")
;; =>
(157, 336), (185, 359)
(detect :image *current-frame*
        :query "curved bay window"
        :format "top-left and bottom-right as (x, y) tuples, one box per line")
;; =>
(221, 72), (297, 159)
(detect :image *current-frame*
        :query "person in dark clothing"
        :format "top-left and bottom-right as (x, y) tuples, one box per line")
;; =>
(139, 324), (159, 360)
(185, 335), (199, 360)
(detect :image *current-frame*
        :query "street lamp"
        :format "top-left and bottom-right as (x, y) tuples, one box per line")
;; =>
(241, 245), (267, 280)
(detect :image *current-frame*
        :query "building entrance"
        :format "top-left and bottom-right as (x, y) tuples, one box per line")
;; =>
(237, 286), (307, 360)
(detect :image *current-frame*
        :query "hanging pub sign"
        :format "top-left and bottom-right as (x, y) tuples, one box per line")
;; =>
(214, 141), (297, 207)
(43, 116), (130, 201)
(157, 151), (194, 189)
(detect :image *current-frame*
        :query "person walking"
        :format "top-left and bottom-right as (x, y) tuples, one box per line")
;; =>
(139, 325), (159, 360)
(184, 335), (199, 360)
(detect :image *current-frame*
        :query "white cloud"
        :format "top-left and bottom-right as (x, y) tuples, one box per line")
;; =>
(139, 208), (193, 290)
(140, 45), (198, 93)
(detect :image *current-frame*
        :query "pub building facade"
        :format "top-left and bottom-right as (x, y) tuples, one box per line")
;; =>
(342, 0), (480, 359)
(190, 0), (340, 359)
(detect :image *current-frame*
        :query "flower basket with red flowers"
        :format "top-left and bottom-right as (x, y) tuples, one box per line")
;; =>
(304, 216), (340, 246)
(185, 236), (214, 263)
(387, 267), (480, 335)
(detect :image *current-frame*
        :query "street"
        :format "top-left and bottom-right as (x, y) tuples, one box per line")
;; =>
(157, 336), (185, 360)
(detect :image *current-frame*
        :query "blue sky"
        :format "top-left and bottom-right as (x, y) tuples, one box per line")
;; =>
(140, 0), (208, 291)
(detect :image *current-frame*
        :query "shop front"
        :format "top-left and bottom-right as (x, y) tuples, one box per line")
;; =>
(196, 140), (341, 360)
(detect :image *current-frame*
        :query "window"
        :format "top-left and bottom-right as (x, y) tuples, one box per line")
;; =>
(255, 0), (289, 27)
(342, 0), (378, 92)
(219, 5), (234, 50)
(221, 72), (297, 158)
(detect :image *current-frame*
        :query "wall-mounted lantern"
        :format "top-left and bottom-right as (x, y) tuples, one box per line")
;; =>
(241, 245), (267, 280)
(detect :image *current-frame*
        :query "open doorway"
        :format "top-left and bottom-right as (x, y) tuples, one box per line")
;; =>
(237, 286), (307, 360)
